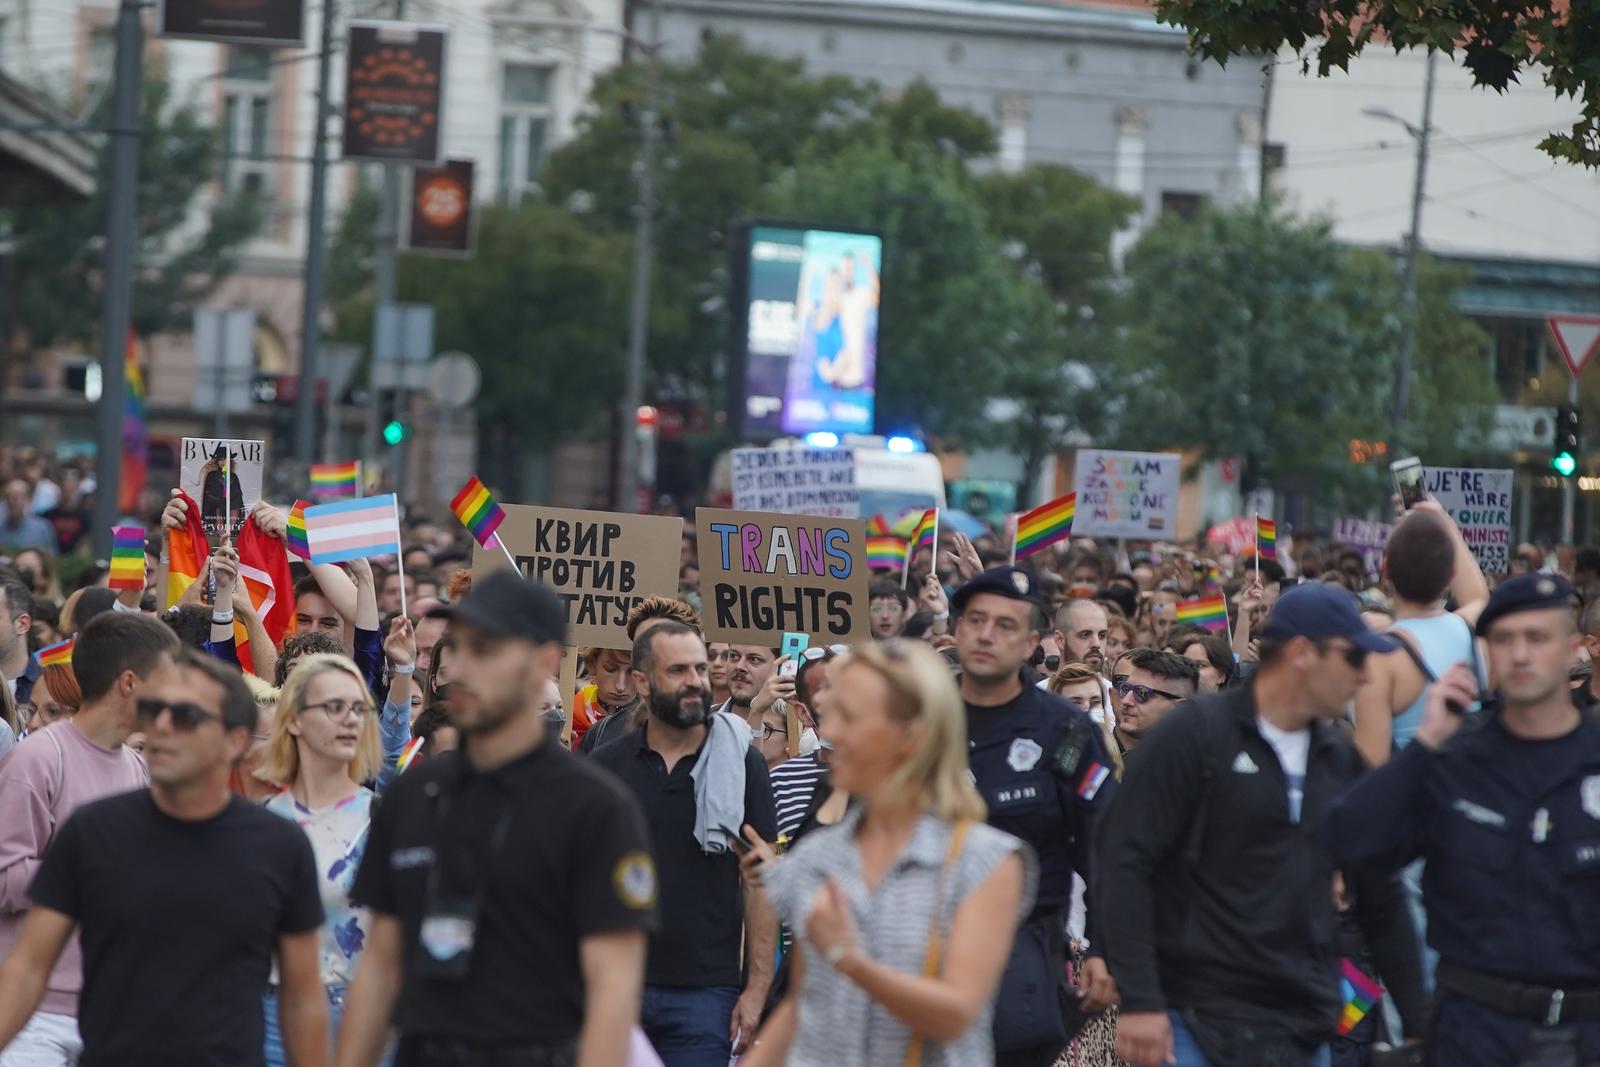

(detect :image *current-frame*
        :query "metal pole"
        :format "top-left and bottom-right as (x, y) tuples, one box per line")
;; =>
(1564, 375), (1579, 545)
(1390, 48), (1436, 449)
(617, 0), (661, 514)
(91, 0), (143, 553)
(295, 0), (336, 474)
(374, 0), (405, 501)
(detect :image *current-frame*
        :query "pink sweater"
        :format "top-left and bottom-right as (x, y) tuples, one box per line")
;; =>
(0, 721), (147, 1017)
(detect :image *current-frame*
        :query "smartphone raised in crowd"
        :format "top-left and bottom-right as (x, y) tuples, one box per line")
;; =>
(1390, 456), (1426, 510)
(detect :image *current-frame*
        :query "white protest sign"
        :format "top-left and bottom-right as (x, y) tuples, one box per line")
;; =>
(1072, 449), (1182, 539)
(731, 447), (860, 518)
(1423, 467), (1513, 574)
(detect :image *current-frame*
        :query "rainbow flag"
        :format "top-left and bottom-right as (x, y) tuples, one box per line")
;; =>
(310, 462), (361, 498)
(866, 513), (891, 537)
(120, 331), (147, 514)
(1176, 594), (1229, 632)
(1256, 516), (1277, 560)
(910, 508), (938, 553)
(286, 500), (311, 561)
(38, 638), (74, 668)
(1014, 493), (1075, 562)
(108, 526), (146, 590)
(866, 535), (910, 570)
(451, 476), (506, 548)
(396, 736), (425, 773)
(1336, 959), (1384, 1035)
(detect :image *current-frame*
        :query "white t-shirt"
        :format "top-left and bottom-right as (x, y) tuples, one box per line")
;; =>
(1256, 718), (1311, 823)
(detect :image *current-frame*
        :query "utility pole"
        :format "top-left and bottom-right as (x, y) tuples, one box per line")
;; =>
(296, 0), (337, 474)
(91, 0), (143, 555)
(372, 0), (407, 501)
(1389, 48), (1437, 451)
(1564, 374), (1579, 545)
(616, 0), (661, 514)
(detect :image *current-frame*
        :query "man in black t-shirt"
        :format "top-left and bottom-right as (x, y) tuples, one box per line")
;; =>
(0, 647), (328, 1067)
(337, 569), (657, 1067)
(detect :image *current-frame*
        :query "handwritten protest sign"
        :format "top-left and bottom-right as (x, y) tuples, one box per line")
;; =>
(731, 447), (860, 518)
(1332, 517), (1393, 576)
(695, 508), (870, 646)
(1424, 467), (1513, 574)
(1072, 449), (1181, 540)
(475, 505), (683, 648)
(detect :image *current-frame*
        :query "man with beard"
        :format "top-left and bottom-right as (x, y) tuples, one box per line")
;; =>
(591, 621), (778, 1067)
(954, 567), (1118, 1067)
(335, 570), (658, 1067)
(1053, 598), (1110, 675)
(1109, 648), (1199, 757)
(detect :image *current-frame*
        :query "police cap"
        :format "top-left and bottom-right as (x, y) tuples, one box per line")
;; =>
(1474, 573), (1575, 637)
(951, 566), (1040, 616)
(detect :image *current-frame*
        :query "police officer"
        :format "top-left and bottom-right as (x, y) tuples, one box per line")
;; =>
(952, 566), (1116, 1067)
(1329, 573), (1600, 1066)
(336, 570), (660, 1067)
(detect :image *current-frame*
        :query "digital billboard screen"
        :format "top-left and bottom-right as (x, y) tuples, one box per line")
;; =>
(735, 224), (882, 439)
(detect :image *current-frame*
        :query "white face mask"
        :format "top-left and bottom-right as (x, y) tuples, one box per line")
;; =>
(799, 726), (820, 755)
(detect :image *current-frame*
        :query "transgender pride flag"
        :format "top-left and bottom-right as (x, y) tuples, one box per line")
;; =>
(303, 494), (401, 565)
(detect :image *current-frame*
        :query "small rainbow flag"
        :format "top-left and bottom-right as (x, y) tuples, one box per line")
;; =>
(1014, 493), (1075, 562)
(866, 536), (910, 570)
(310, 461), (361, 498)
(1336, 959), (1384, 1035)
(910, 508), (938, 553)
(286, 500), (312, 561)
(38, 638), (74, 668)
(866, 513), (891, 537)
(396, 736), (425, 773)
(108, 526), (146, 590)
(1176, 594), (1229, 632)
(1256, 516), (1277, 560)
(451, 476), (506, 548)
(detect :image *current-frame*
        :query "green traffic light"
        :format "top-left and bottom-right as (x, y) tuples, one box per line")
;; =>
(383, 420), (406, 445)
(1553, 452), (1577, 477)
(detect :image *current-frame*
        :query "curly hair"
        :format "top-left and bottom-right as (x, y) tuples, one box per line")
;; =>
(624, 595), (701, 641)
(276, 631), (344, 687)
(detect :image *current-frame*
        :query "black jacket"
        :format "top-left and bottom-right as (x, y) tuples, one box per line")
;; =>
(1095, 682), (1426, 1045)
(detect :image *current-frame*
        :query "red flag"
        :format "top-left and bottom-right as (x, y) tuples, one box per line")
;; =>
(236, 513), (294, 650)
(165, 491), (209, 609)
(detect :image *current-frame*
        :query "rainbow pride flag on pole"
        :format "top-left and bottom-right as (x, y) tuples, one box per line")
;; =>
(286, 500), (312, 561)
(397, 736), (425, 773)
(910, 508), (938, 553)
(866, 513), (892, 537)
(311, 462), (361, 498)
(1012, 493), (1075, 563)
(108, 526), (146, 590)
(38, 638), (74, 668)
(451, 476), (506, 548)
(1256, 515), (1277, 560)
(120, 332), (148, 514)
(1336, 959), (1384, 1036)
(867, 536), (910, 571)
(1176, 594), (1229, 633)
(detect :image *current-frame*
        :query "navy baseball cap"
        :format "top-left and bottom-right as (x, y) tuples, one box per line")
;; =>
(1474, 573), (1574, 637)
(1257, 583), (1402, 654)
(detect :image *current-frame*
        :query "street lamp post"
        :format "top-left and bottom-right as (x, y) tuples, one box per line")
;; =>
(617, 0), (661, 514)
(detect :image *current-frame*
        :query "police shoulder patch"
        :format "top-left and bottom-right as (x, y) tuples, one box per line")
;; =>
(614, 851), (658, 910)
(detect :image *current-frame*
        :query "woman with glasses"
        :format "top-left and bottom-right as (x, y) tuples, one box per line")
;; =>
(257, 653), (388, 1067)
(742, 640), (1036, 1067)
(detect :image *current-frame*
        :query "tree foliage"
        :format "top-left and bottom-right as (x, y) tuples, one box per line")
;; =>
(1155, 0), (1600, 166)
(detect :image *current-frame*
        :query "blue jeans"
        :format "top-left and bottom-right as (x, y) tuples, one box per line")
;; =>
(1169, 1012), (1331, 1067)
(264, 985), (394, 1067)
(640, 985), (739, 1067)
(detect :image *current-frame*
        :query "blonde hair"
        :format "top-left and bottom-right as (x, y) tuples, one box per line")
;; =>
(836, 640), (986, 823)
(241, 672), (279, 706)
(259, 654), (381, 787)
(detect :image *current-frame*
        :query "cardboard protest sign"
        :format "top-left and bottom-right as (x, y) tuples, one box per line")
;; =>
(180, 437), (264, 547)
(731, 447), (860, 518)
(696, 508), (870, 646)
(1424, 467), (1513, 574)
(474, 505), (683, 649)
(1071, 449), (1182, 540)
(1333, 517), (1393, 576)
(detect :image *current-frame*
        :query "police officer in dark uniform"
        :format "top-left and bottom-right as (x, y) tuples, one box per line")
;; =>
(951, 566), (1117, 1067)
(1330, 573), (1600, 1066)
(336, 570), (660, 1067)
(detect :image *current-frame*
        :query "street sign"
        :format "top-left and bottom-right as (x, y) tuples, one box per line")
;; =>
(1546, 314), (1600, 378)
(425, 351), (481, 409)
(192, 308), (255, 413)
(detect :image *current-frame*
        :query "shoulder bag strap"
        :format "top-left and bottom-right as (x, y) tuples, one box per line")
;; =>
(42, 727), (65, 831)
(904, 818), (973, 1067)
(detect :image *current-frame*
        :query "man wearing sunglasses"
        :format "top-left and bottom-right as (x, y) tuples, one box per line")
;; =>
(0, 647), (330, 1066)
(1099, 584), (1425, 1067)
(1109, 649), (1198, 756)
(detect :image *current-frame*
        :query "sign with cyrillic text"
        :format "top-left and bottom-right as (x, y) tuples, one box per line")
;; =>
(1071, 449), (1181, 540)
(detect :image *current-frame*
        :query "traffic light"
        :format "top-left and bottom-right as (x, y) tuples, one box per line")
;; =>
(383, 419), (409, 446)
(1553, 405), (1580, 477)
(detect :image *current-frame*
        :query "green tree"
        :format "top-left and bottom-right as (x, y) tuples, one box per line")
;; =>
(1154, 0), (1600, 166)
(3, 68), (261, 350)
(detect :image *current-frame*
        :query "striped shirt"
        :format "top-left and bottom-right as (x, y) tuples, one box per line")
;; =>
(770, 753), (829, 840)
(764, 808), (1037, 1067)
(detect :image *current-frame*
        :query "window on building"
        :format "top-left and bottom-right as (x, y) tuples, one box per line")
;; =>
(85, 25), (116, 97)
(221, 45), (275, 200)
(1160, 191), (1206, 221)
(498, 63), (553, 201)
(1479, 314), (1549, 401)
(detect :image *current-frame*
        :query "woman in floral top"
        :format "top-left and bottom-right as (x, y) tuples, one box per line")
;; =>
(258, 652), (389, 1066)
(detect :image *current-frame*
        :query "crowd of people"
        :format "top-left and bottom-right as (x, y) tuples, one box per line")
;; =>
(0, 451), (1592, 1067)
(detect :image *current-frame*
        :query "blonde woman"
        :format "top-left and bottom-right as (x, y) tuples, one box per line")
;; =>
(257, 654), (386, 1067)
(742, 640), (1037, 1067)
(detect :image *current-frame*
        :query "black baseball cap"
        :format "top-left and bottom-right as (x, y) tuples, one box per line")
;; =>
(427, 568), (566, 646)
(1257, 583), (1402, 654)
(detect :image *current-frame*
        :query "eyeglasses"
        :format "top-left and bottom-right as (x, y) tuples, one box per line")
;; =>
(1318, 641), (1368, 670)
(1113, 680), (1184, 705)
(301, 699), (374, 720)
(136, 699), (225, 731)
(759, 723), (785, 741)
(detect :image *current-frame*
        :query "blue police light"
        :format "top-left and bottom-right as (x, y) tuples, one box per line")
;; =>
(804, 432), (841, 448)
(885, 435), (924, 454)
